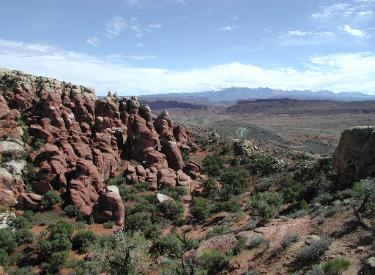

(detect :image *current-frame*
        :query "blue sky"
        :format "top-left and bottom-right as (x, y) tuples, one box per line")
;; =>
(0, 0), (375, 95)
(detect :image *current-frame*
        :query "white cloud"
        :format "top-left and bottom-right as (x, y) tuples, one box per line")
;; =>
(129, 17), (143, 38)
(287, 30), (309, 36)
(86, 36), (100, 47)
(126, 55), (157, 60)
(106, 16), (126, 37)
(220, 26), (233, 31)
(148, 23), (163, 29)
(1, 39), (375, 95)
(340, 24), (366, 36)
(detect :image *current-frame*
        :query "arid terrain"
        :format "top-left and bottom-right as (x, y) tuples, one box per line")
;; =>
(1, 69), (375, 275)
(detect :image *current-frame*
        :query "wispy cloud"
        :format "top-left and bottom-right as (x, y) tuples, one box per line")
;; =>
(105, 16), (126, 37)
(86, 36), (100, 47)
(148, 23), (163, 29)
(287, 30), (309, 37)
(126, 55), (157, 60)
(220, 26), (233, 31)
(339, 24), (366, 37)
(1, 38), (375, 95)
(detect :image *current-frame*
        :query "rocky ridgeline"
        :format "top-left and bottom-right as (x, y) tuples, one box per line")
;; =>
(0, 69), (201, 225)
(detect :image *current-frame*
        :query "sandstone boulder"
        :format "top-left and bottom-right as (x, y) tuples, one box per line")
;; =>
(333, 126), (375, 187)
(94, 185), (125, 226)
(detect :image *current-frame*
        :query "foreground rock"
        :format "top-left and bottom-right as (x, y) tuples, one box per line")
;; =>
(94, 185), (125, 226)
(333, 126), (375, 187)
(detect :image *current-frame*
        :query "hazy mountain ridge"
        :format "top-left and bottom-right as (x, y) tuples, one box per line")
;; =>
(140, 87), (375, 104)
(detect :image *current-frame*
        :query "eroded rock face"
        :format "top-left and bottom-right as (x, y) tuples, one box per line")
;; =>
(333, 126), (375, 187)
(0, 69), (190, 217)
(94, 185), (125, 225)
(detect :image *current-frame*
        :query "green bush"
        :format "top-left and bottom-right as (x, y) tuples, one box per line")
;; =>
(0, 249), (9, 266)
(281, 233), (300, 249)
(6, 266), (34, 275)
(197, 250), (229, 274)
(41, 190), (61, 209)
(93, 232), (151, 274)
(212, 199), (241, 213)
(248, 235), (269, 249)
(295, 237), (332, 265)
(244, 153), (279, 176)
(202, 155), (224, 177)
(220, 167), (249, 198)
(14, 228), (34, 244)
(43, 251), (68, 274)
(160, 186), (187, 201)
(72, 230), (97, 254)
(11, 216), (31, 230)
(107, 175), (125, 186)
(0, 228), (17, 253)
(190, 197), (211, 222)
(33, 138), (45, 149)
(125, 211), (162, 240)
(202, 177), (218, 198)
(48, 220), (74, 238)
(279, 175), (302, 203)
(253, 180), (272, 194)
(205, 226), (227, 239)
(104, 221), (115, 229)
(232, 236), (247, 255)
(158, 200), (184, 220)
(151, 234), (183, 258)
(248, 192), (283, 222)
(321, 258), (350, 275)
(353, 178), (375, 214)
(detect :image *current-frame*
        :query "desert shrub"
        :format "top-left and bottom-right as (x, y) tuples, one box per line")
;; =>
(158, 200), (184, 220)
(48, 220), (74, 238)
(72, 230), (97, 253)
(118, 184), (137, 201)
(281, 233), (300, 249)
(107, 175), (125, 186)
(160, 186), (187, 201)
(6, 266), (34, 275)
(323, 207), (338, 217)
(295, 237), (332, 265)
(0, 228), (17, 253)
(232, 236), (247, 255)
(279, 175), (303, 203)
(248, 192), (283, 222)
(63, 205), (84, 219)
(197, 250), (229, 274)
(302, 171), (333, 202)
(103, 221), (115, 229)
(202, 177), (218, 198)
(245, 269), (261, 275)
(41, 190), (61, 209)
(190, 197), (211, 222)
(212, 199), (241, 213)
(205, 226), (227, 239)
(321, 258), (350, 275)
(253, 179), (272, 194)
(353, 178), (375, 214)
(220, 167), (249, 198)
(314, 193), (334, 206)
(93, 231), (151, 274)
(42, 251), (68, 274)
(14, 228), (34, 244)
(0, 249), (9, 265)
(125, 211), (162, 240)
(202, 155), (224, 177)
(180, 146), (190, 162)
(151, 234), (183, 258)
(22, 161), (36, 189)
(11, 216), (31, 230)
(244, 153), (279, 176)
(248, 235), (269, 249)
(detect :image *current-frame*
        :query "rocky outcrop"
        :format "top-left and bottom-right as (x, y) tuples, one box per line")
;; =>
(333, 126), (375, 187)
(94, 185), (125, 225)
(0, 69), (190, 218)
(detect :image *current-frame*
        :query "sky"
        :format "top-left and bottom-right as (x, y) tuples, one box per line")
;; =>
(0, 0), (375, 95)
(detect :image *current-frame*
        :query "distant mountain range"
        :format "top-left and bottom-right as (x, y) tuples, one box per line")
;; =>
(140, 88), (375, 105)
